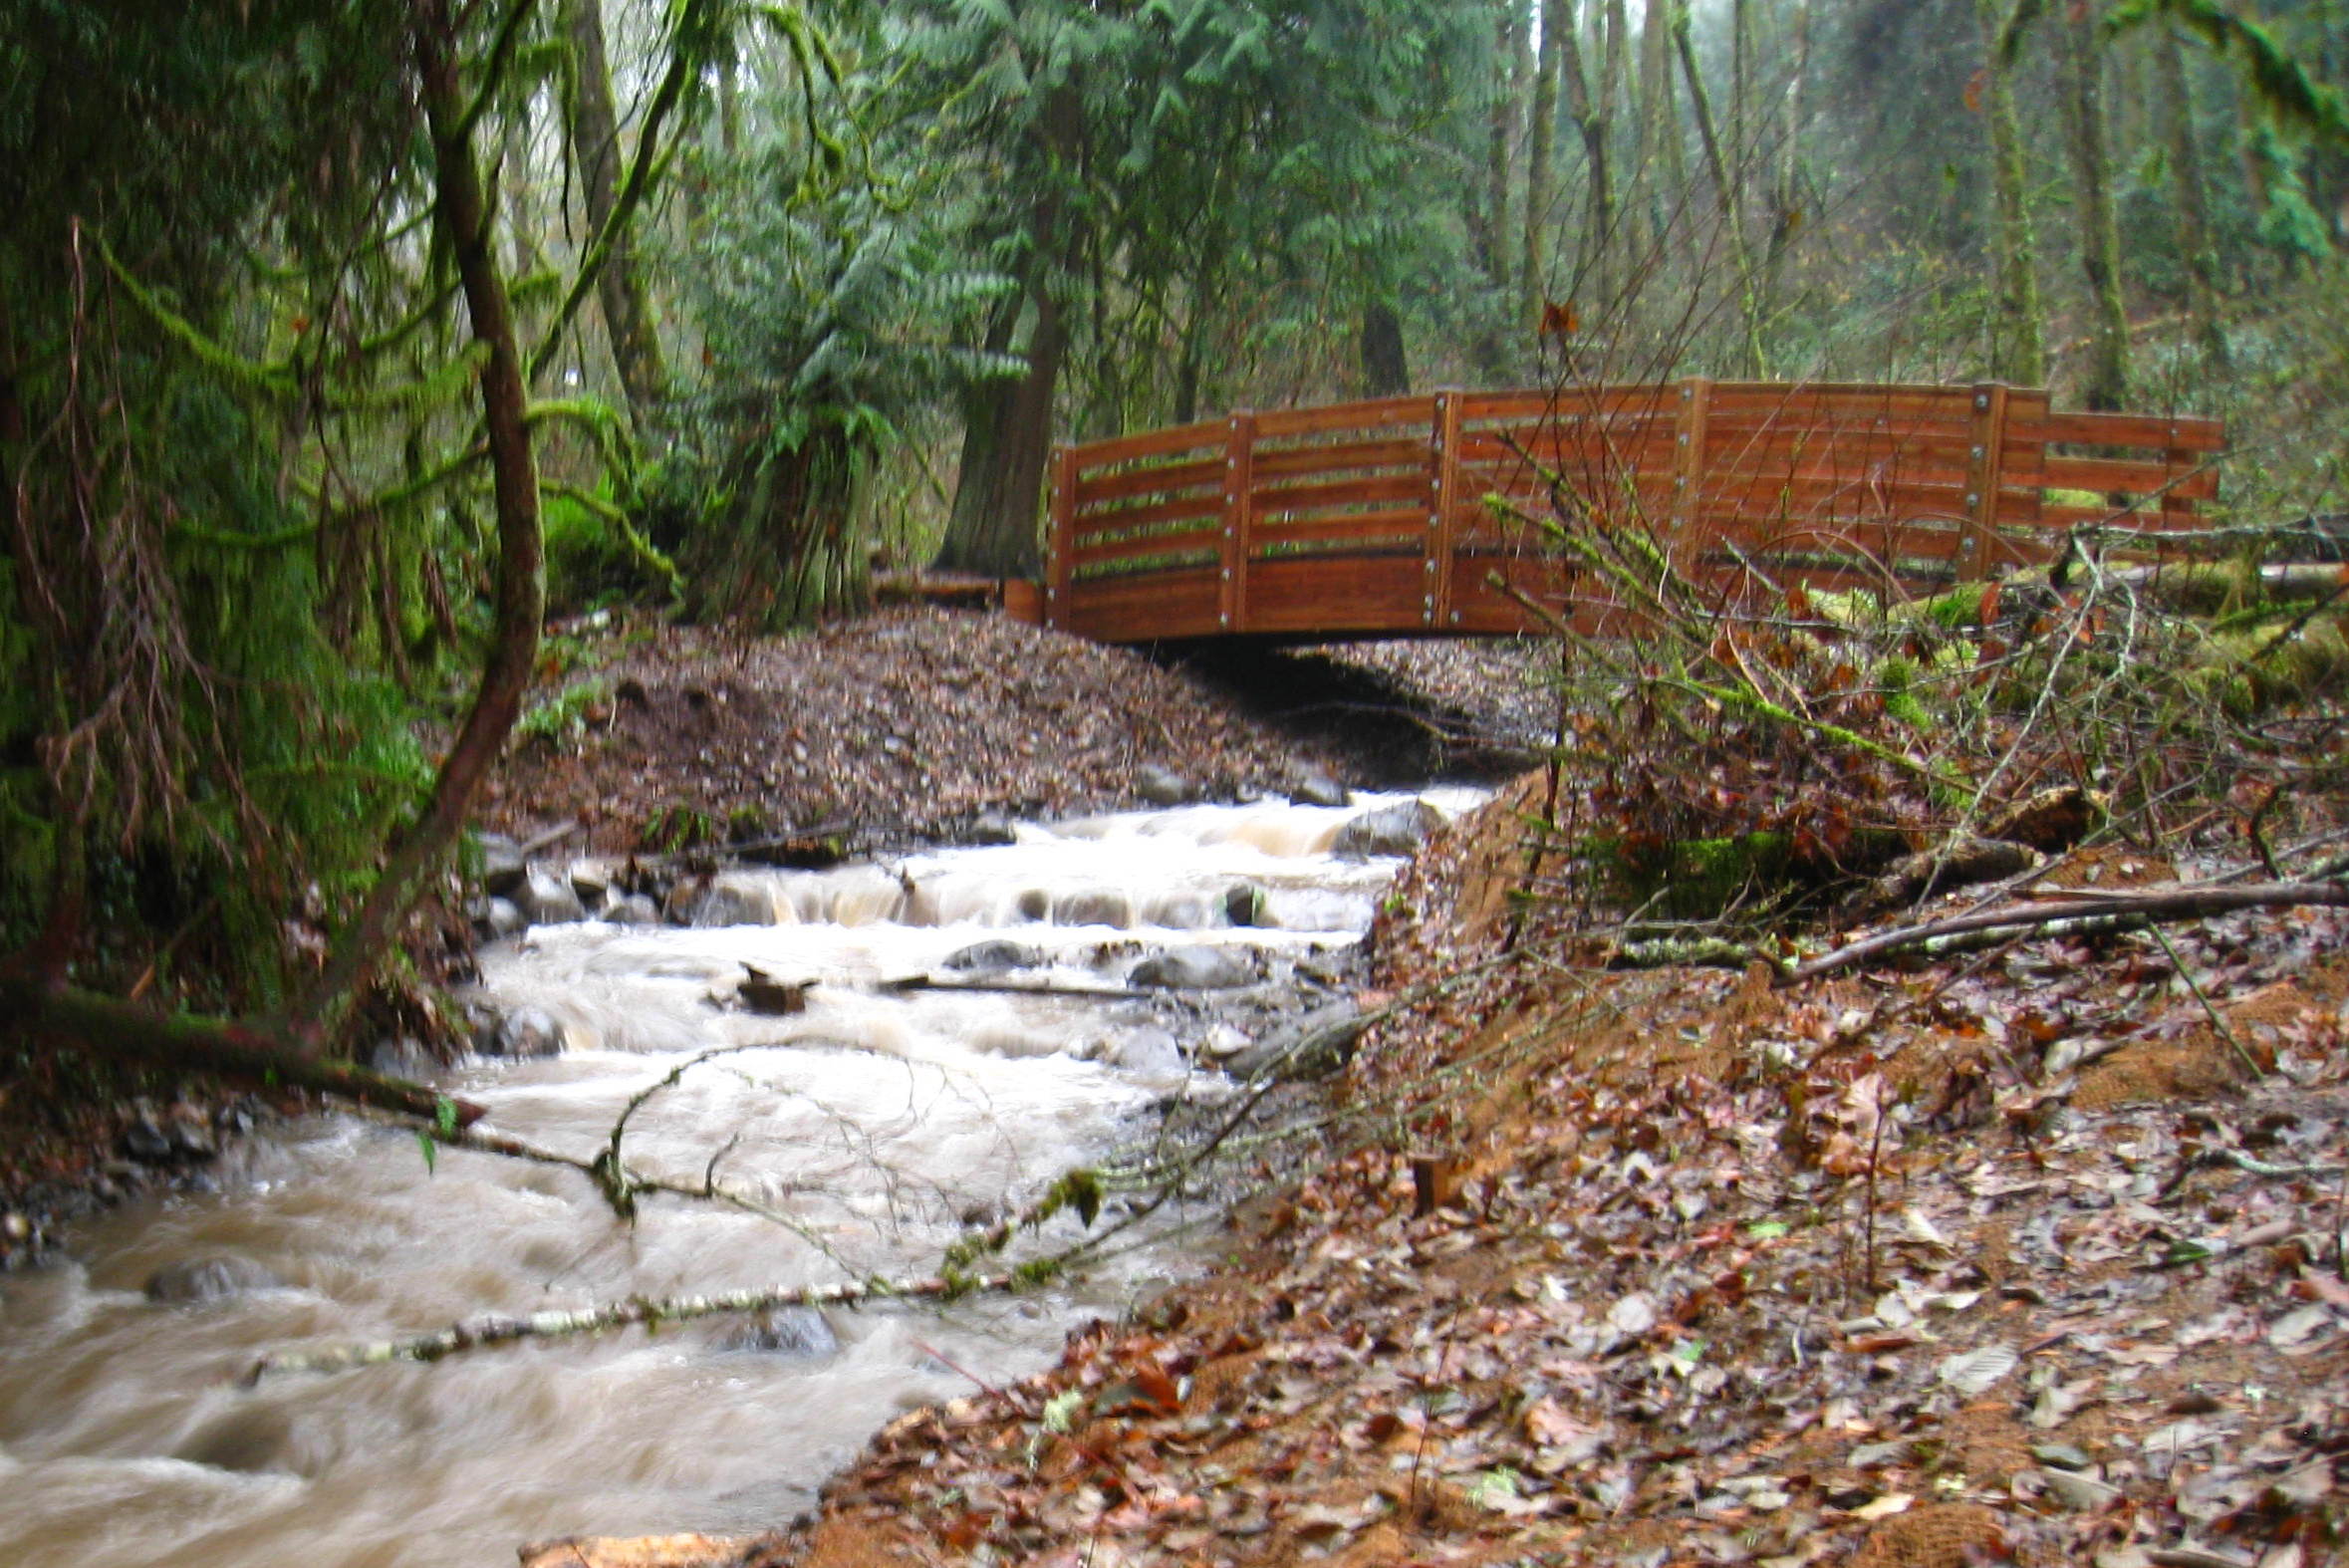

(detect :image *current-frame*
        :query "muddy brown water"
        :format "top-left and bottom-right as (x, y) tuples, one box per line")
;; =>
(0, 792), (1473, 1568)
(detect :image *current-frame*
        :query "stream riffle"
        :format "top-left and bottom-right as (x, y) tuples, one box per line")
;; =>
(0, 790), (1473, 1568)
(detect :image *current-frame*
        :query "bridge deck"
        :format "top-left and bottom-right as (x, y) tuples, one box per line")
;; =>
(1036, 381), (2224, 644)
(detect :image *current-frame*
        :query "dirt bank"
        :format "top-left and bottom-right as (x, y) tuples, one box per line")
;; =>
(483, 607), (1545, 858)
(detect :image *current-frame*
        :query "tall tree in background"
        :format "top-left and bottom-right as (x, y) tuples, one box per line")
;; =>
(2055, 4), (2131, 408)
(563, 0), (671, 432)
(1975, 0), (2047, 384)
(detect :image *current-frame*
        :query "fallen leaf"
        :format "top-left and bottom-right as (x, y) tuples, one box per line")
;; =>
(1938, 1343), (2018, 1397)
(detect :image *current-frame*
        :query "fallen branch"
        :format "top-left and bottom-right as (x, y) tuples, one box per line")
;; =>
(1785, 880), (2349, 984)
(241, 1266), (1025, 1385)
(3, 979), (485, 1127)
(881, 974), (1151, 1000)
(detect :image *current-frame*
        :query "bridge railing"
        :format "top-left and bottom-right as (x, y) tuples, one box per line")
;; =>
(1041, 381), (2225, 643)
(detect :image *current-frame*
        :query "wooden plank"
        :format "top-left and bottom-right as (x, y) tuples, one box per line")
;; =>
(1691, 473), (1974, 517)
(1457, 429), (1679, 466)
(1070, 530), (1220, 570)
(2037, 453), (2219, 500)
(1242, 556), (1426, 634)
(2019, 410), (2226, 451)
(1067, 491), (1225, 536)
(1250, 472), (1431, 515)
(1064, 571), (1222, 643)
(1699, 386), (1978, 422)
(1247, 437), (1431, 479)
(2039, 501), (2203, 531)
(1075, 456), (1225, 505)
(1247, 507), (1430, 549)
(1069, 419), (1226, 471)
(1252, 395), (1436, 440)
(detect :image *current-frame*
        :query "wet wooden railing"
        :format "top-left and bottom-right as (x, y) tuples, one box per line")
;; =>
(1037, 382), (2225, 643)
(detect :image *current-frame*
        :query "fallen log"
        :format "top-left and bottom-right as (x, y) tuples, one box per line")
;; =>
(0, 978), (485, 1127)
(241, 1265), (1030, 1384)
(1784, 879), (2349, 984)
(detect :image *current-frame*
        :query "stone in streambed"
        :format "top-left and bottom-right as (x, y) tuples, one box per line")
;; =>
(719, 1306), (839, 1359)
(146, 1254), (285, 1304)
(692, 873), (781, 927)
(1222, 882), (1271, 927)
(1054, 889), (1133, 928)
(1292, 771), (1351, 808)
(472, 896), (526, 940)
(1130, 946), (1256, 990)
(489, 1006), (567, 1058)
(604, 893), (661, 925)
(966, 812), (1019, 846)
(1332, 798), (1440, 860)
(520, 867), (587, 925)
(473, 833), (528, 896)
(1224, 999), (1368, 1081)
(1135, 764), (1192, 806)
(944, 939), (1045, 973)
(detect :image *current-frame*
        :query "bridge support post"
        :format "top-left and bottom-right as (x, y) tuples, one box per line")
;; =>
(1962, 383), (2009, 577)
(1426, 393), (1463, 629)
(1670, 377), (1712, 538)
(1219, 411), (1254, 632)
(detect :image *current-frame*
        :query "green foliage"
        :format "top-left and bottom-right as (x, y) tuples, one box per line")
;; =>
(655, 142), (1017, 627)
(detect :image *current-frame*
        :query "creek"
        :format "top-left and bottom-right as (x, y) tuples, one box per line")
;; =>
(0, 790), (1473, 1568)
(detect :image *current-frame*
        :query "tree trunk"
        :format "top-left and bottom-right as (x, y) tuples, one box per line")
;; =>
(290, 0), (545, 1036)
(936, 88), (1082, 579)
(1521, 0), (1567, 331)
(562, 0), (668, 431)
(1673, 4), (1767, 377)
(1359, 299), (1411, 396)
(1975, 0), (2045, 385)
(1481, 0), (1522, 295)
(1558, 8), (1617, 315)
(2155, 28), (2229, 368)
(2059, 5), (2130, 410)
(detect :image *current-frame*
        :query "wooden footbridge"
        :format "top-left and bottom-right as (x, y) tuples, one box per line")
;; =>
(1023, 381), (2224, 644)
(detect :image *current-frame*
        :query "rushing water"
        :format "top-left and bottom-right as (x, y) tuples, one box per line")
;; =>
(0, 791), (1473, 1568)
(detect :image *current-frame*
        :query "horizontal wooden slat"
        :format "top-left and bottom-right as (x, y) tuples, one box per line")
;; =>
(1250, 508), (1429, 549)
(2040, 501), (2202, 531)
(1253, 473), (1430, 515)
(1249, 437), (1429, 479)
(1252, 395), (1436, 440)
(1074, 456), (1225, 506)
(2020, 411), (2225, 451)
(1071, 530), (1219, 570)
(2035, 454), (2218, 500)
(1071, 420), (1225, 471)
(1069, 491), (1224, 536)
